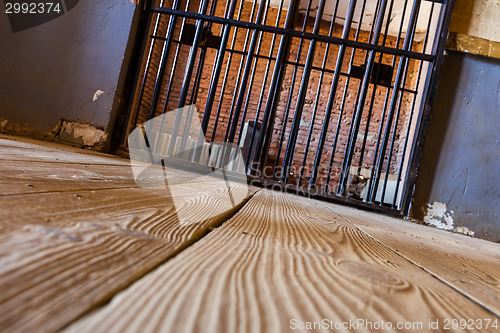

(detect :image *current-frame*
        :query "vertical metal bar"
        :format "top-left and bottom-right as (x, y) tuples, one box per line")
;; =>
(244, 0), (307, 171)
(177, 0), (211, 108)
(272, 0), (328, 181)
(356, 0), (396, 174)
(191, 0), (239, 163)
(224, 0), (268, 144)
(323, 0), (381, 192)
(299, 0), (363, 186)
(220, 1), (259, 143)
(281, 0), (328, 183)
(392, 2), (435, 208)
(211, 0), (258, 142)
(380, 60), (412, 205)
(337, 0), (389, 196)
(147, 0), (183, 121)
(200, 0), (239, 133)
(368, 0), (421, 203)
(220, 0), (269, 169)
(238, 0), (280, 143)
(247, 0), (300, 174)
(225, 0), (267, 144)
(365, 0), (409, 202)
(167, 0), (211, 156)
(151, 0), (195, 154)
(158, 0), (194, 115)
(131, 0), (168, 129)
(402, 0), (455, 216)
(308, 0), (358, 188)
(295, 0), (341, 185)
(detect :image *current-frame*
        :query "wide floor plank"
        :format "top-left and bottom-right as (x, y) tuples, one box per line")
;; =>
(0, 135), (130, 166)
(323, 203), (500, 317)
(67, 190), (498, 333)
(0, 137), (257, 332)
(0, 160), (138, 195)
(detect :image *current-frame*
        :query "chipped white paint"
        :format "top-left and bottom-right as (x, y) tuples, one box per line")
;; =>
(424, 201), (475, 237)
(92, 90), (105, 102)
(424, 201), (454, 230)
(454, 226), (475, 237)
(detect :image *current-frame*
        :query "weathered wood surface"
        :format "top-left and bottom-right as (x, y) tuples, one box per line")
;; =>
(0, 135), (130, 165)
(324, 204), (500, 317)
(67, 190), (498, 333)
(0, 136), (256, 332)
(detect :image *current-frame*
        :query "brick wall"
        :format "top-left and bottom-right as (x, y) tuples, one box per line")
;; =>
(131, 0), (422, 188)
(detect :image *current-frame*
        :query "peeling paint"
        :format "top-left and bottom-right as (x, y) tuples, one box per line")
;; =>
(59, 121), (107, 146)
(92, 90), (106, 102)
(424, 202), (454, 231)
(44, 119), (107, 150)
(423, 201), (475, 237)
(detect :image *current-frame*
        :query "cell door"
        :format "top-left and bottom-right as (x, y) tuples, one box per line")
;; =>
(115, 0), (454, 216)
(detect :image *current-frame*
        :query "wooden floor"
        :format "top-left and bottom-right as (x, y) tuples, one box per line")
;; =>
(0, 134), (499, 333)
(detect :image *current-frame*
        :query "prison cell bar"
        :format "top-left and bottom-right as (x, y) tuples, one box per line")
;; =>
(401, 0), (455, 215)
(271, 0), (319, 181)
(392, 2), (435, 208)
(367, 0), (422, 203)
(322, 0), (384, 193)
(336, 0), (389, 196)
(363, 0), (411, 207)
(308, 0), (358, 188)
(356, 0), (399, 177)
(242, 0), (285, 170)
(297, 0), (343, 186)
(211, 0), (258, 142)
(250, 0), (300, 174)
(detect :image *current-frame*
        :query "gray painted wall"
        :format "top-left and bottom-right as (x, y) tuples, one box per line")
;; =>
(0, 0), (137, 145)
(413, 51), (500, 242)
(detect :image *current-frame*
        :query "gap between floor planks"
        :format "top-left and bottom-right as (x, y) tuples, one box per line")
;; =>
(66, 190), (499, 333)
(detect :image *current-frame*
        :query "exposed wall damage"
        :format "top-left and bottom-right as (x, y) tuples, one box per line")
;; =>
(423, 201), (475, 237)
(43, 120), (108, 151)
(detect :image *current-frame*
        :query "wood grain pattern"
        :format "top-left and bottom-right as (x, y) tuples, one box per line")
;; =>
(323, 203), (500, 317)
(0, 137), (256, 332)
(0, 135), (130, 165)
(67, 190), (498, 333)
(0, 161), (137, 195)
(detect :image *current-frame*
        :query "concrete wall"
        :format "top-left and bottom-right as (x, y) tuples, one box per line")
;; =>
(412, 52), (500, 242)
(411, 0), (500, 242)
(0, 0), (137, 150)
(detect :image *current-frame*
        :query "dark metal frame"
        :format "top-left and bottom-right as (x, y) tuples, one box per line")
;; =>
(114, 0), (456, 216)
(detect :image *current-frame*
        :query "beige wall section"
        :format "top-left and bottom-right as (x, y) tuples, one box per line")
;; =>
(450, 0), (500, 42)
(449, 0), (500, 42)
(445, 0), (500, 59)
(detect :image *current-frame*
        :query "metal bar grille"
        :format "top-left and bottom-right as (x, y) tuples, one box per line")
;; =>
(117, 0), (455, 215)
